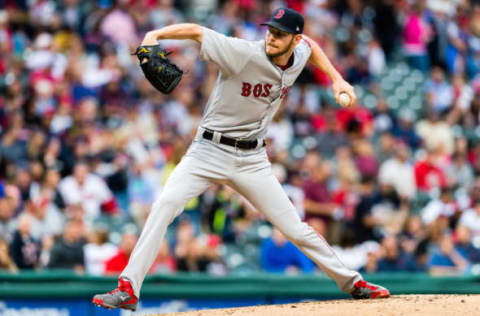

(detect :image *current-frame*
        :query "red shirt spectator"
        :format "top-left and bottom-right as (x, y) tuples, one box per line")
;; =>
(104, 232), (137, 275)
(337, 107), (374, 136)
(414, 158), (447, 191)
(149, 240), (177, 274)
(332, 187), (359, 221)
(104, 250), (129, 274)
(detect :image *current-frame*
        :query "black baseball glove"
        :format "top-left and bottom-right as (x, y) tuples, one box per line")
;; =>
(132, 45), (183, 94)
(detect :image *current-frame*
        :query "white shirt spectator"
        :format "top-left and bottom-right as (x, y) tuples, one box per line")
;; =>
(421, 199), (455, 225)
(368, 41), (386, 77)
(416, 119), (454, 154)
(267, 118), (294, 152)
(84, 242), (118, 275)
(379, 158), (417, 199)
(459, 208), (480, 238)
(30, 204), (65, 240)
(59, 173), (114, 219)
(332, 241), (380, 271)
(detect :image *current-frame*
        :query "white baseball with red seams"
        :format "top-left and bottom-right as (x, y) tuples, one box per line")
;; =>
(339, 92), (351, 107)
(120, 27), (362, 299)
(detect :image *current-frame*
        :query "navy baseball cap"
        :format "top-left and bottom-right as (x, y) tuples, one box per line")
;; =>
(261, 8), (304, 34)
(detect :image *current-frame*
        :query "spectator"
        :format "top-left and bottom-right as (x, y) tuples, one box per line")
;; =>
(331, 146), (360, 221)
(455, 225), (480, 263)
(205, 186), (244, 243)
(428, 234), (468, 276)
(303, 159), (336, 226)
(421, 188), (455, 226)
(149, 240), (177, 274)
(0, 238), (17, 273)
(403, 1), (431, 71)
(414, 148), (447, 192)
(48, 220), (85, 273)
(445, 151), (474, 189)
(267, 110), (294, 153)
(281, 169), (306, 220)
(373, 99), (396, 134)
(376, 235), (419, 272)
(25, 194), (64, 240)
(331, 227), (380, 271)
(0, 198), (15, 241)
(399, 216), (429, 271)
(448, 74), (474, 124)
(446, 3), (472, 75)
(355, 176), (407, 241)
(458, 201), (480, 238)
(176, 236), (219, 273)
(10, 214), (40, 270)
(314, 105), (349, 159)
(128, 162), (162, 226)
(100, 1), (138, 45)
(425, 67), (454, 113)
(416, 110), (454, 155)
(104, 232), (138, 275)
(378, 141), (416, 200)
(373, 0), (399, 59)
(175, 218), (205, 272)
(353, 177), (379, 243)
(260, 228), (314, 274)
(391, 108), (422, 150)
(84, 227), (117, 275)
(353, 139), (379, 179)
(0, 127), (28, 165)
(58, 161), (118, 220)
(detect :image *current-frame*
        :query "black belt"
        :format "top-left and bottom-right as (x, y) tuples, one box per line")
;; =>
(202, 130), (265, 150)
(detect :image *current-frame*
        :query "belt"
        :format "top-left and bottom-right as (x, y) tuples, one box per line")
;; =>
(202, 130), (265, 150)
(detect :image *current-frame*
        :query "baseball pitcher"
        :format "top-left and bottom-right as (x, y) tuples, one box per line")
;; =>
(93, 8), (390, 311)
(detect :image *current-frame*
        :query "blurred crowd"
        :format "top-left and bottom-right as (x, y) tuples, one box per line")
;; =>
(2, 0), (480, 278)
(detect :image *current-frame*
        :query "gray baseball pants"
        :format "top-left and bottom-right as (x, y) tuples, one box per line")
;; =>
(121, 128), (362, 297)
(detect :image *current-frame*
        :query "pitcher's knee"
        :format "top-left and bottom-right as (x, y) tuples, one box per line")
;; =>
(152, 195), (185, 213)
(282, 222), (311, 244)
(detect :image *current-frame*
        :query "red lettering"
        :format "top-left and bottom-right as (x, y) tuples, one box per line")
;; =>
(262, 84), (272, 97)
(241, 82), (274, 97)
(241, 82), (252, 97)
(253, 84), (262, 97)
(280, 86), (290, 99)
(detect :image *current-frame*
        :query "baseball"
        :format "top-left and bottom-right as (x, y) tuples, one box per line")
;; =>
(339, 92), (351, 107)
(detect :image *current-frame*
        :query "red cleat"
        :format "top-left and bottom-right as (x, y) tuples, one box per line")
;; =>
(350, 280), (390, 299)
(92, 278), (138, 311)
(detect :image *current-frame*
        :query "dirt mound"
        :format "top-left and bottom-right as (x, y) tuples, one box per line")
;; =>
(154, 294), (480, 316)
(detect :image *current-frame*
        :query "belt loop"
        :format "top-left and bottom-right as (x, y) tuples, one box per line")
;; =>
(212, 131), (222, 144)
(195, 127), (205, 142)
(255, 138), (263, 149)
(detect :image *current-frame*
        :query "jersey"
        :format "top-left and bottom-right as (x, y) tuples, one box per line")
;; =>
(199, 27), (312, 140)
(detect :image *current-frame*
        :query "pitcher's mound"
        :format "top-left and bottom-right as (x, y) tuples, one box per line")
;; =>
(154, 294), (480, 316)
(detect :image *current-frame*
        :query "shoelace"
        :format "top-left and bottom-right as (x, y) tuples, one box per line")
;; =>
(108, 288), (120, 295)
(108, 280), (131, 295)
(355, 280), (378, 291)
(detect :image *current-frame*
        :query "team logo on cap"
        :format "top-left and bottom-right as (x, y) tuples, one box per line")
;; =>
(274, 9), (285, 19)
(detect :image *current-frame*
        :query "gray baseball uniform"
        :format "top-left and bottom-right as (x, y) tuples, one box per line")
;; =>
(121, 27), (362, 297)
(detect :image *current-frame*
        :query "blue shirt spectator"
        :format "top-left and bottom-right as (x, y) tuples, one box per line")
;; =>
(376, 235), (419, 272)
(261, 228), (314, 274)
(428, 234), (469, 276)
